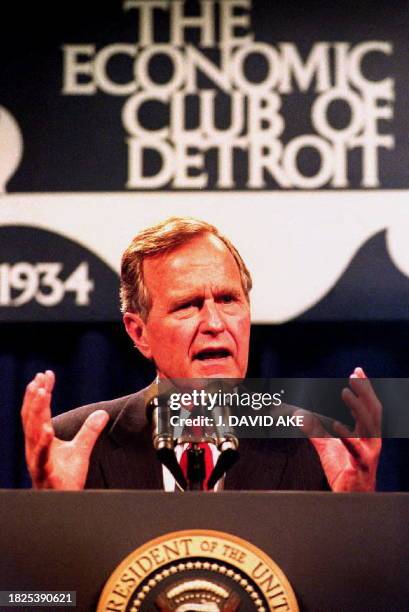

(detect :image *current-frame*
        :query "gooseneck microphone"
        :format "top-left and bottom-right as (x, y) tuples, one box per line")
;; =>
(146, 396), (187, 491)
(207, 402), (240, 489)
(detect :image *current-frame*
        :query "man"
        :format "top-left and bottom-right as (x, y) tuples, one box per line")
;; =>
(21, 217), (381, 491)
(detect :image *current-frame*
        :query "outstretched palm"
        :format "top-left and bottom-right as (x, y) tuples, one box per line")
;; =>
(296, 368), (382, 492)
(22, 371), (108, 490)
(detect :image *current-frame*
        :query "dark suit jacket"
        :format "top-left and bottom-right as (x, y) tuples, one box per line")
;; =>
(53, 387), (328, 490)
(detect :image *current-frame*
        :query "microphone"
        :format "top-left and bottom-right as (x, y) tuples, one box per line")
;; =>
(207, 401), (240, 490)
(212, 401), (239, 451)
(146, 396), (187, 491)
(146, 390), (240, 491)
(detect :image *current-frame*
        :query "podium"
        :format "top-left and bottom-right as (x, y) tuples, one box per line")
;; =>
(0, 491), (407, 611)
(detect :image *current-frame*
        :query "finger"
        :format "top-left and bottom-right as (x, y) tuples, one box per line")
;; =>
(73, 410), (109, 458)
(341, 387), (377, 436)
(350, 369), (376, 406)
(22, 372), (49, 420)
(23, 387), (53, 452)
(22, 373), (43, 418)
(28, 423), (54, 488)
(353, 366), (366, 379)
(349, 368), (382, 427)
(44, 370), (55, 394)
(36, 372), (46, 387)
(294, 409), (330, 438)
(338, 437), (371, 470)
(333, 420), (353, 438)
(21, 379), (38, 423)
(24, 385), (52, 435)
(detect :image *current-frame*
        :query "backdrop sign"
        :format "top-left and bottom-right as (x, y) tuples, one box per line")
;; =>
(62, 13), (394, 191)
(0, 0), (408, 321)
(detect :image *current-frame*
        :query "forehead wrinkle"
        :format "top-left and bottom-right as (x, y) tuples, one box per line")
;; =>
(168, 256), (242, 291)
(144, 246), (216, 282)
(167, 248), (229, 276)
(168, 280), (240, 303)
(143, 234), (243, 298)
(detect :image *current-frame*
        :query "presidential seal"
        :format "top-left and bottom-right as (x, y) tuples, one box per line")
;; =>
(97, 530), (299, 611)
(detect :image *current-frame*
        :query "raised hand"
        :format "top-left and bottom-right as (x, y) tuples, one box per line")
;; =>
(21, 371), (109, 490)
(295, 367), (382, 492)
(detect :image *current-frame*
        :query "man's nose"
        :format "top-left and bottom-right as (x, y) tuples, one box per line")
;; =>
(200, 300), (226, 334)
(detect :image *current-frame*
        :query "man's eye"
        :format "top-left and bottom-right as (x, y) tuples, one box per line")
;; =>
(219, 294), (235, 304)
(176, 300), (197, 311)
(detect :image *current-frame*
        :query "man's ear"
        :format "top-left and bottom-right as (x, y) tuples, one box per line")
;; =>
(123, 312), (152, 360)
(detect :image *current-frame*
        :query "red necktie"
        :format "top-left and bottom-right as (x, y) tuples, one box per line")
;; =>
(180, 443), (214, 491)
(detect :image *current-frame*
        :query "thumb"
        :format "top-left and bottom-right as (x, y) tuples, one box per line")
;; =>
(73, 410), (109, 457)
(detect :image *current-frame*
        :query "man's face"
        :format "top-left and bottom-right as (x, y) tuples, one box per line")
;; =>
(124, 233), (251, 379)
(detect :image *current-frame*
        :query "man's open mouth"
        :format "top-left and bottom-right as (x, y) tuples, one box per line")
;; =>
(194, 348), (232, 360)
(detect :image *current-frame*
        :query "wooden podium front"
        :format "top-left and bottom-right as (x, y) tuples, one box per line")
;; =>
(0, 491), (407, 611)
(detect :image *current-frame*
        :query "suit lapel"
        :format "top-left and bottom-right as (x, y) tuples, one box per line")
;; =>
(99, 385), (163, 490)
(101, 437), (163, 490)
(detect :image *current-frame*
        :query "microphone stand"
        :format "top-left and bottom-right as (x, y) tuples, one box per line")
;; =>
(147, 397), (187, 491)
(207, 401), (240, 489)
(185, 444), (206, 490)
(147, 394), (240, 491)
(207, 437), (239, 490)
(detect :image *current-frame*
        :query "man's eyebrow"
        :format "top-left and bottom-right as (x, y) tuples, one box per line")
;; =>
(168, 284), (242, 303)
(214, 287), (242, 297)
(168, 291), (204, 306)
(223, 286), (241, 293)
